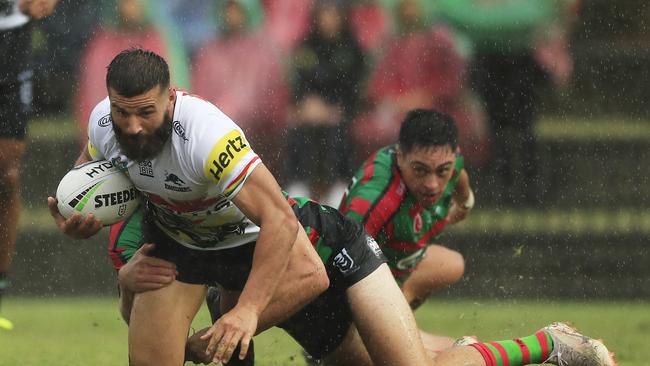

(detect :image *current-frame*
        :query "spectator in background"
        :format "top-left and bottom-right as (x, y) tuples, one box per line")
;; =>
(0, 0), (60, 331)
(437, 0), (577, 206)
(156, 0), (214, 59)
(349, 0), (392, 56)
(286, 0), (366, 206)
(73, 0), (178, 146)
(191, 0), (289, 178)
(353, 0), (488, 167)
(260, 0), (313, 53)
(30, 0), (101, 115)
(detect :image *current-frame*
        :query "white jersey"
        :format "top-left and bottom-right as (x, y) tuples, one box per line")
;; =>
(87, 90), (262, 250)
(0, 0), (29, 30)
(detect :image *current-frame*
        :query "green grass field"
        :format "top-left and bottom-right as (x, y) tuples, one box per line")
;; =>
(1, 298), (647, 365)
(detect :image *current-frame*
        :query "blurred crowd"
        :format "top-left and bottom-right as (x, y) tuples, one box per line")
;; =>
(31, 0), (580, 206)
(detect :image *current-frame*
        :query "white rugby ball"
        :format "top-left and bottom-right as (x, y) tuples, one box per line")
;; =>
(56, 160), (140, 225)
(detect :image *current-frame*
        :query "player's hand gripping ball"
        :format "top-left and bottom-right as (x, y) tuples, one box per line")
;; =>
(56, 160), (140, 225)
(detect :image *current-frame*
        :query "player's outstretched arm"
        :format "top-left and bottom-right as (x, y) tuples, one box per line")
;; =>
(201, 164), (301, 363)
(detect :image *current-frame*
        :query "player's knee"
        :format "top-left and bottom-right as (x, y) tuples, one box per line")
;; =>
(444, 250), (465, 285)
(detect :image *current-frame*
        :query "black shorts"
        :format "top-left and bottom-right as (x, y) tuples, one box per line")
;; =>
(117, 201), (387, 359)
(0, 76), (32, 140)
(141, 214), (256, 290)
(0, 24), (33, 140)
(278, 220), (386, 359)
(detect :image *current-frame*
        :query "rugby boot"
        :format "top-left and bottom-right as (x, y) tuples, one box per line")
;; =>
(541, 322), (618, 366)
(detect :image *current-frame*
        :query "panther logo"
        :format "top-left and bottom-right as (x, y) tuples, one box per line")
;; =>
(165, 173), (185, 186)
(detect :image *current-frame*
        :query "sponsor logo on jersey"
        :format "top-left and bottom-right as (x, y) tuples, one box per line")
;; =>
(413, 213), (423, 233)
(173, 121), (189, 142)
(364, 235), (383, 258)
(333, 248), (359, 275)
(98, 114), (112, 127)
(94, 187), (139, 208)
(138, 160), (154, 177)
(164, 171), (191, 192)
(205, 130), (251, 183)
(396, 248), (426, 271)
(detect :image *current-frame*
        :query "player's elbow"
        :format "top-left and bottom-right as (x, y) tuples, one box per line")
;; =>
(279, 208), (300, 245)
(311, 264), (330, 296)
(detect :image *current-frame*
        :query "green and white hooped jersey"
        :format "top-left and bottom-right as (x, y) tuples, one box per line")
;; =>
(339, 145), (463, 283)
(88, 90), (262, 250)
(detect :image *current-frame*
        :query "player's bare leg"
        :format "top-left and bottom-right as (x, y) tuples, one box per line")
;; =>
(129, 280), (205, 366)
(401, 245), (464, 309)
(0, 139), (25, 273)
(324, 264), (430, 366)
(0, 138), (26, 330)
(401, 245), (464, 356)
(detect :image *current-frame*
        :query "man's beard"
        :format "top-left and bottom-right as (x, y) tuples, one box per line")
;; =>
(112, 112), (173, 162)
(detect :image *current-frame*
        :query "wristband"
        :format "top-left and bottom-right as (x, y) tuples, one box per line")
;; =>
(459, 190), (475, 211)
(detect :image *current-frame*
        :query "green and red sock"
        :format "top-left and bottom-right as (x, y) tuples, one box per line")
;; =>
(469, 331), (554, 366)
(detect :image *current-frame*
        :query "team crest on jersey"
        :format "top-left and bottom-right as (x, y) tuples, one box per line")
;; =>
(138, 160), (154, 177)
(98, 114), (112, 127)
(333, 248), (359, 276)
(173, 121), (189, 142)
(164, 171), (191, 192)
(413, 213), (423, 233)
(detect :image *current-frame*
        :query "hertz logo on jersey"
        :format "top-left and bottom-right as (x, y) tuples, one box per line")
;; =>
(205, 130), (250, 183)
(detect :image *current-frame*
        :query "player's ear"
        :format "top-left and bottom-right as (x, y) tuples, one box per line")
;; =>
(167, 87), (176, 103)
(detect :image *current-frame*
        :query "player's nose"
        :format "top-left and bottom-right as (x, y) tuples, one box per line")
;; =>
(122, 118), (144, 135)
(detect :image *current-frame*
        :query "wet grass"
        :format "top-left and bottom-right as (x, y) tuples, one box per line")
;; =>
(1, 297), (646, 365)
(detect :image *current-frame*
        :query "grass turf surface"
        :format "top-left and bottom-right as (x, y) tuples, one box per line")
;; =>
(0, 298), (647, 365)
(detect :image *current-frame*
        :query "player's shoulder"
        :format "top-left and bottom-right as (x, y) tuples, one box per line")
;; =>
(360, 145), (397, 180)
(173, 90), (241, 138)
(87, 97), (114, 136)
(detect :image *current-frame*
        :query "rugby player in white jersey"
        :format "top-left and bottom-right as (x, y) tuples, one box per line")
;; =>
(47, 48), (432, 366)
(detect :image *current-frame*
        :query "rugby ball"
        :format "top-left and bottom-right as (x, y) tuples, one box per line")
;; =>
(56, 160), (140, 225)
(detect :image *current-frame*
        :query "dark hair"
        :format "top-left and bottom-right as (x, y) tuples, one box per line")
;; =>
(106, 48), (170, 97)
(398, 109), (458, 153)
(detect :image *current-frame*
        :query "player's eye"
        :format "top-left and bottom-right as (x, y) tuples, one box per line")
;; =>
(436, 167), (451, 178)
(413, 167), (428, 176)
